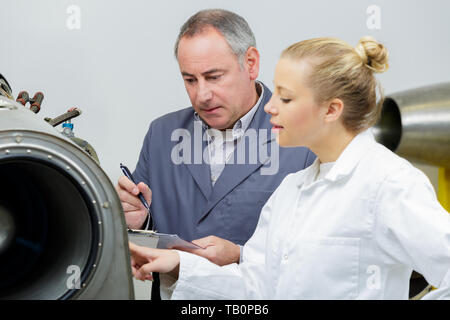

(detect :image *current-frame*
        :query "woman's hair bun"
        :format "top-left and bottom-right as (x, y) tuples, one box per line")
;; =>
(355, 36), (389, 73)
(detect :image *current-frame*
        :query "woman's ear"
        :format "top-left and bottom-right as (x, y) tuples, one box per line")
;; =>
(244, 47), (260, 80)
(323, 98), (344, 123)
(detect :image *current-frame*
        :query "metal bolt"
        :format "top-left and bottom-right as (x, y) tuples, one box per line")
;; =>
(102, 201), (109, 209)
(5, 149), (10, 154)
(48, 155), (52, 160)
(15, 136), (22, 143)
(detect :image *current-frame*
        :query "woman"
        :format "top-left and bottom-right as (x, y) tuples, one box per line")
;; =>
(129, 36), (450, 299)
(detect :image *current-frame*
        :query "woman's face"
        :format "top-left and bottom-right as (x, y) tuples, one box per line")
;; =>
(264, 58), (327, 148)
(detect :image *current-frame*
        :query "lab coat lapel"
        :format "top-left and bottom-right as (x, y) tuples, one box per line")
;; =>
(295, 158), (320, 188)
(197, 87), (274, 223)
(183, 118), (213, 200)
(294, 129), (377, 188)
(324, 129), (377, 182)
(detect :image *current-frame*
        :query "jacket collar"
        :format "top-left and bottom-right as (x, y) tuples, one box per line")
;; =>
(183, 81), (273, 201)
(297, 129), (377, 187)
(194, 82), (265, 145)
(195, 82), (274, 223)
(193, 81), (265, 134)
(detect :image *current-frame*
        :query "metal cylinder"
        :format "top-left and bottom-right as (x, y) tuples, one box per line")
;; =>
(372, 82), (450, 168)
(0, 205), (15, 255)
(373, 82), (450, 298)
(0, 97), (134, 299)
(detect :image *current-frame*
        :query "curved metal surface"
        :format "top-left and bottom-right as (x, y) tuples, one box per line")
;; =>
(373, 82), (450, 167)
(373, 83), (450, 298)
(0, 98), (134, 299)
(0, 205), (15, 254)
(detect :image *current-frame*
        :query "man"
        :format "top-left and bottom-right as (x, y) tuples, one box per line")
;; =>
(116, 9), (315, 299)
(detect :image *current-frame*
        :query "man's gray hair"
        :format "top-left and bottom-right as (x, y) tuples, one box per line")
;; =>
(174, 9), (257, 63)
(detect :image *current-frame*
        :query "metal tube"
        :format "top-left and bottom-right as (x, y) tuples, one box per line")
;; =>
(0, 205), (15, 255)
(0, 97), (134, 299)
(373, 82), (450, 168)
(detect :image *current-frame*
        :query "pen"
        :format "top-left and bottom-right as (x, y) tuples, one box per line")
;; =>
(120, 163), (153, 230)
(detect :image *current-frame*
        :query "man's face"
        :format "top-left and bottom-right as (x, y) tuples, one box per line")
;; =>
(177, 27), (259, 130)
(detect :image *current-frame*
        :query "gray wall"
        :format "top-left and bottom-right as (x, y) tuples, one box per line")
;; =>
(1, 0), (450, 184)
(1, 0), (449, 299)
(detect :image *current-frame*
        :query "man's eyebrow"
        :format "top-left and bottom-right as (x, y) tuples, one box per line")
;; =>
(181, 69), (225, 77)
(202, 69), (224, 76)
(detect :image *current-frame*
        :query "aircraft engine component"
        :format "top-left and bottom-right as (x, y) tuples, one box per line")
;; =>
(373, 82), (450, 299)
(0, 97), (134, 299)
(373, 82), (450, 168)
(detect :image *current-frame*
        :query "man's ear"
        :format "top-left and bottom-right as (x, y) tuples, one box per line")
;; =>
(324, 98), (345, 123)
(244, 47), (260, 80)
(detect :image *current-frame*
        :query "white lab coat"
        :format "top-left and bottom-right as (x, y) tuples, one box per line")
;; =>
(168, 129), (450, 299)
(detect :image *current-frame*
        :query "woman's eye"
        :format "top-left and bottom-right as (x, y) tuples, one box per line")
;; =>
(280, 98), (291, 103)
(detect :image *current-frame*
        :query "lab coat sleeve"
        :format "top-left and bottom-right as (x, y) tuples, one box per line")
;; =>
(171, 185), (280, 300)
(374, 166), (450, 299)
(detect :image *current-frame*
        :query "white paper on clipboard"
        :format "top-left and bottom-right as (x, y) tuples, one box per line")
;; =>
(127, 229), (204, 250)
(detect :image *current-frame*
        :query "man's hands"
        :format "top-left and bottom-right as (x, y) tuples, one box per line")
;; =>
(116, 176), (152, 229)
(186, 235), (241, 266)
(129, 242), (180, 281)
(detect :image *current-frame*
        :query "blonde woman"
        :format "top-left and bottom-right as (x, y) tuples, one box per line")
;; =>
(129, 36), (450, 299)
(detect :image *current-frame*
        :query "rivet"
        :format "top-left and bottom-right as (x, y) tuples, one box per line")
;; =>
(102, 201), (109, 209)
(48, 155), (52, 159)
(15, 136), (22, 143)
(5, 149), (10, 154)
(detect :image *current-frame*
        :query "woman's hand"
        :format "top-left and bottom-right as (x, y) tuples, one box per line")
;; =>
(129, 242), (180, 281)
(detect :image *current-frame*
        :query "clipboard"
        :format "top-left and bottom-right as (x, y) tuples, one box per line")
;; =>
(127, 229), (204, 250)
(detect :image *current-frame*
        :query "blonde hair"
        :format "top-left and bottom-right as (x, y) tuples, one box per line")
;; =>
(282, 36), (389, 132)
